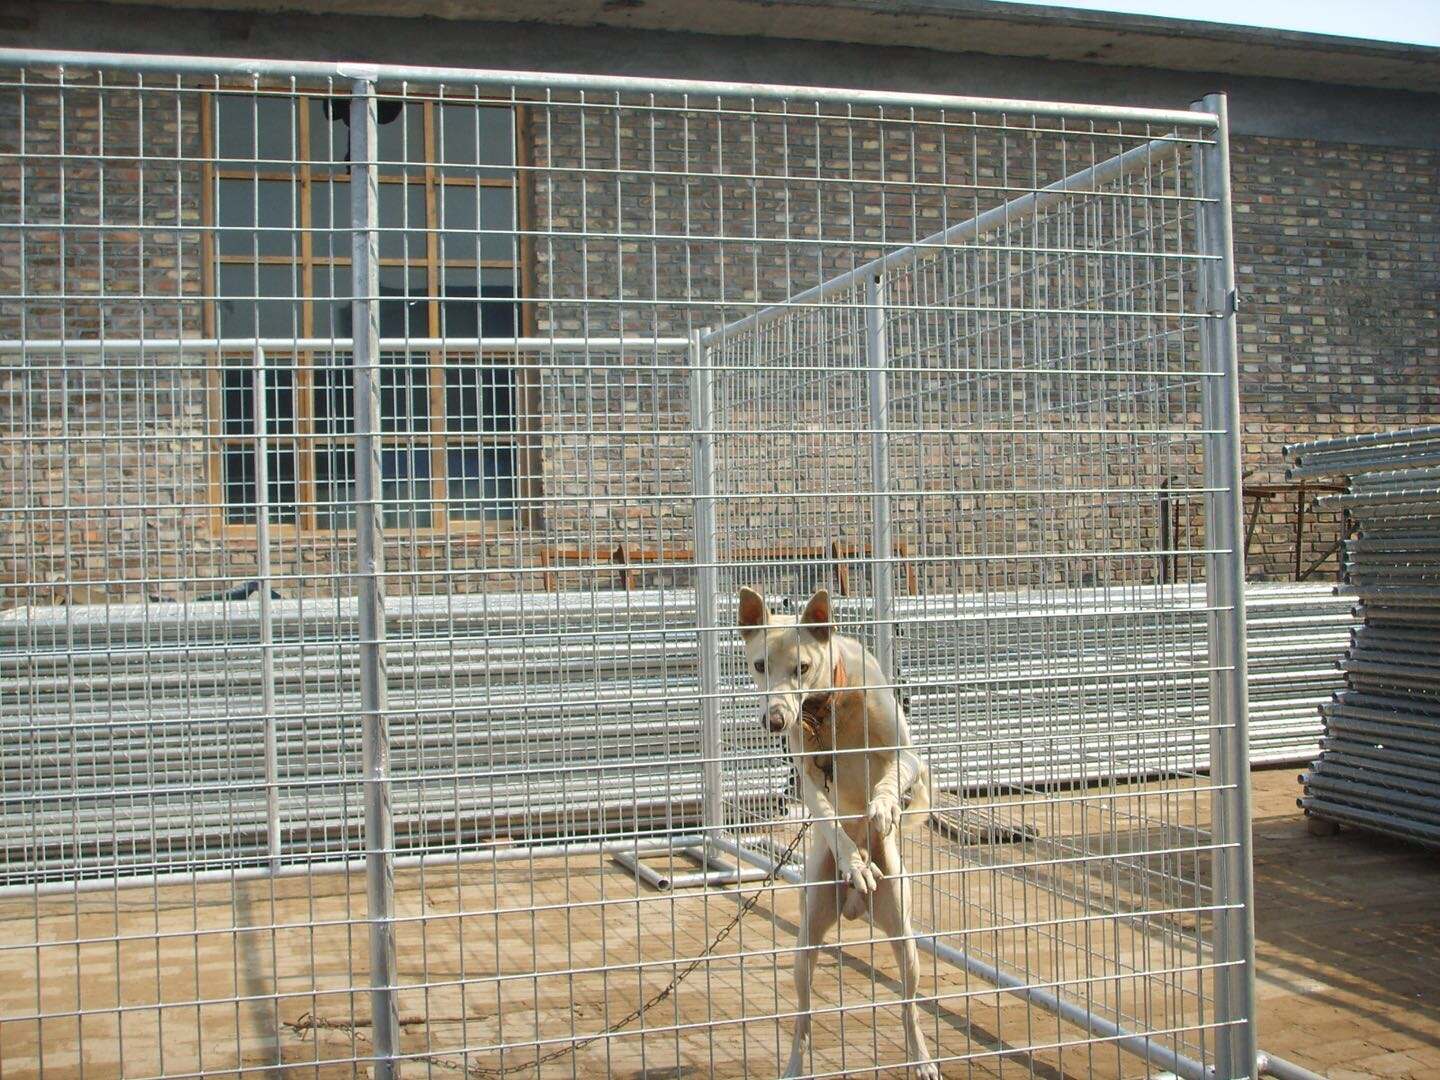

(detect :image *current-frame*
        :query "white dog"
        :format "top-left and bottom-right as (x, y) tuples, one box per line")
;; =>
(738, 586), (938, 1079)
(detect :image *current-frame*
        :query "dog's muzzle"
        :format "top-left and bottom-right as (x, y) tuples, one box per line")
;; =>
(764, 706), (788, 733)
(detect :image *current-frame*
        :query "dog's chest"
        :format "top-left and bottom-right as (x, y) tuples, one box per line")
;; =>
(795, 723), (835, 787)
(793, 694), (870, 809)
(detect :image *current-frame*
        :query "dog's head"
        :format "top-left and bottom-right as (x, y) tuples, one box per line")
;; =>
(737, 586), (835, 735)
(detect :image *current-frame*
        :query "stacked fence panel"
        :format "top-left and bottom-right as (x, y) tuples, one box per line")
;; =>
(1, 581), (1347, 886)
(1287, 427), (1440, 846)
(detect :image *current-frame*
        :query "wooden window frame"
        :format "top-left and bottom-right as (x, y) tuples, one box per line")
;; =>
(201, 85), (540, 538)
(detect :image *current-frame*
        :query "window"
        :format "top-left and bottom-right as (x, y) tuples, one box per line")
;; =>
(205, 89), (528, 530)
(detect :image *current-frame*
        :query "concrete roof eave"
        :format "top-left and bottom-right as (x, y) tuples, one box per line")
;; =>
(59, 0), (1440, 94)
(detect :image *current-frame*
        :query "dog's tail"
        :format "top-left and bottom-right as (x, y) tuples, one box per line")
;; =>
(898, 749), (932, 831)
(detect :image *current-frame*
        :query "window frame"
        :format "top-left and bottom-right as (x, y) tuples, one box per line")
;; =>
(201, 85), (539, 538)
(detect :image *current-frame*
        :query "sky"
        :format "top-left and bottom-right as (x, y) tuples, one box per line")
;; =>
(989, 0), (1440, 47)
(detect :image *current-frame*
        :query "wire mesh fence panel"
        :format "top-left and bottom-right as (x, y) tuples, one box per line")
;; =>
(0, 52), (1253, 1080)
(700, 111), (1240, 1079)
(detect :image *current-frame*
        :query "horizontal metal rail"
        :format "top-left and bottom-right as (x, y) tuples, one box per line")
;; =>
(0, 47), (1219, 130)
(0, 335), (691, 353)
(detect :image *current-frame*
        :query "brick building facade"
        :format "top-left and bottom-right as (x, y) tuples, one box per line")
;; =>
(1, 2), (1436, 606)
(1229, 134), (1436, 576)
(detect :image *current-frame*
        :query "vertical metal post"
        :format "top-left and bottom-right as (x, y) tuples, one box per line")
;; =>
(351, 77), (401, 1080)
(690, 329), (724, 837)
(1293, 484), (1306, 582)
(865, 274), (897, 680)
(252, 345), (280, 872)
(1158, 478), (1171, 585)
(1193, 92), (1258, 1080)
(1339, 509), (1352, 583)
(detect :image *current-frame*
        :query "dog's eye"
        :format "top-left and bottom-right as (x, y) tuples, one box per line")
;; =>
(753, 659), (766, 674)
(798, 662), (811, 676)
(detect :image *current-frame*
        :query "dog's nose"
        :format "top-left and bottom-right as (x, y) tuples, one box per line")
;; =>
(765, 707), (787, 733)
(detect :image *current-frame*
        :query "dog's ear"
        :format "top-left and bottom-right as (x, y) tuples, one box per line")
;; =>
(737, 586), (769, 640)
(800, 588), (832, 642)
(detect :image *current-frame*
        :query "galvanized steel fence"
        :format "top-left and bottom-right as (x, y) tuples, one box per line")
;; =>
(0, 50), (1273, 1079)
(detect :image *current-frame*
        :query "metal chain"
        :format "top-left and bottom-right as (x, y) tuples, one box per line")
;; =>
(287, 822), (811, 1077)
(471, 822), (810, 1078)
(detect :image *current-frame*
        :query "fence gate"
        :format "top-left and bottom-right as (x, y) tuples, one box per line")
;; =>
(0, 49), (1256, 1080)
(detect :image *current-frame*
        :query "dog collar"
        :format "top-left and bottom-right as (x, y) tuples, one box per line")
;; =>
(799, 657), (848, 739)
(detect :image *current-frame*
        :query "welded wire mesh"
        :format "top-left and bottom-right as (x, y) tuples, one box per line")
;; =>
(0, 53), (1255, 1080)
(701, 118), (1236, 1078)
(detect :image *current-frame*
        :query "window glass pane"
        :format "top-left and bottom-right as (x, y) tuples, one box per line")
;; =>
(313, 352), (352, 436)
(446, 446), (516, 520)
(309, 96), (424, 167)
(437, 185), (515, 263)
(378, 269), (429, 338)
(314, 445), (356, 530)
(437, 104), (514, 176)
(267, 447), (298, 524)
(323, 268), (426, 344)
(221, 362), (296, 435)
(382, 448), (432, 528)
(376, 99), (425, 168)
(310, 264), (351, 339)
(306, 96), (346, 165)
(310, 180), (350, 261)
(217, 178), (298, 257)
(266, 366), (297, 435)
(222, 446), (253, 521)
(444, 364), (513, 434)
(222, 367), (253, 436)
(381, 357), (430, 435)
(436, 273), (517, 339)
(378, 181), (427, 260)
(222, 445), (297, 524)
(314, 446), (436, 529)
(313, 329), (427, 436)
(217, 263), (300, 338)
(215, 94), (298, 164)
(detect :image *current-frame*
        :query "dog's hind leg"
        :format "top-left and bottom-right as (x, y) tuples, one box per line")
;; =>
(785, 840), (840, 1079)
(872, 835), (939, 1080)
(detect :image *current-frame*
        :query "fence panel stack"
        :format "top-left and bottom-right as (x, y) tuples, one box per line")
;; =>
(3, 580), (1349, 885)
(1286, 426), (1440, 846)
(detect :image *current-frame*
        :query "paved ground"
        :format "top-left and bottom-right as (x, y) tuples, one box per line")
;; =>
(3, 767), (1437, 1078)
(1248, 767), (1440, 1079)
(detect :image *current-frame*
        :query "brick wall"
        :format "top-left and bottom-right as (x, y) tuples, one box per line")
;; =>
(0, 75), (213, 605)
(1, 75), (1435, 606)
(530, 99), (1211, 600)
(1229, 135), (1439, 579)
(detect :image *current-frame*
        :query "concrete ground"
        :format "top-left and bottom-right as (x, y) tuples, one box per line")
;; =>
(1246, 767), (1440, 1079)
(2, 768), (1437, 1078)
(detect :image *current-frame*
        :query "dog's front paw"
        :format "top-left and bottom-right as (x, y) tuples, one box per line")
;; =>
(843, 853), (884, 894)
(912, 1059), (941, 1079)
(867, 793), (902, 837)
